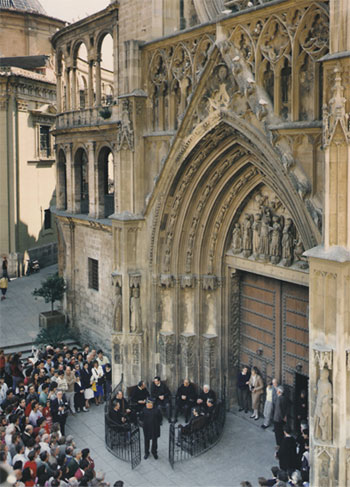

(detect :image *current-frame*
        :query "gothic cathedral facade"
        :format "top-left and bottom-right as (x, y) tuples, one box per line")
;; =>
(51, 1), (350, 484)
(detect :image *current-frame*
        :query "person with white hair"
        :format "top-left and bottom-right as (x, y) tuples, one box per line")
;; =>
(196, 384), (216, 413)
(39, 433), (51, 454)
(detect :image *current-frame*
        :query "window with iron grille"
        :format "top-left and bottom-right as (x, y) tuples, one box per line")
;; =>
(88, 258), (99, 291)
(39, 125), (51, 158)
(44, 209), (51, 230)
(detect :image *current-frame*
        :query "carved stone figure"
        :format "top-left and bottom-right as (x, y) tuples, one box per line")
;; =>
(282, 217), (294, 266)
(130, 287), (141, 333)
(314, 368), (332, 442)
(252, 213), (262, 258)
(242, 214), (253, 258)
(113, 284), (122, 332)
(270, 216), (282, 264)
(230, 223), (242, 254)
(259, 212), (271, 260)
(294, 236), (308, 268)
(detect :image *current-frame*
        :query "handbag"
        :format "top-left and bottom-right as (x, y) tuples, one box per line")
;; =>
(91, 382), (97, 392)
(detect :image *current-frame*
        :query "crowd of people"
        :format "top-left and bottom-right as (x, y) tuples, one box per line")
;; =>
(0, 345), (124, 487)
(237, 366), (310, 487)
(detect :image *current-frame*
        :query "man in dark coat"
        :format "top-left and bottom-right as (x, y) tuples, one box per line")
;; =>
(273, 385), (289, 447)
(150, 376), (171, 422)
(197, 384), (216, 413)
(50, 390), (69, 435)
(237, 366), (251, 412)
(174, 378), (196, 423)
(277, 425), (298, 473)
(131, 381), (149, 414)
(141, 399), (162, 459)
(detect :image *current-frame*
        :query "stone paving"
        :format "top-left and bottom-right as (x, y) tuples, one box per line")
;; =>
(65, 404), (277, 487)
(0, 265), (279, 486)
(0, 264), (58, 348)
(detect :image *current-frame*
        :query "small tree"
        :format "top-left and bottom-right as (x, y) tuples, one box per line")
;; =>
(33, 272), (66, 313)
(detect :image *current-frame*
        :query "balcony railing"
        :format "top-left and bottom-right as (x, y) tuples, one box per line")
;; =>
(56, 104), (119, 130)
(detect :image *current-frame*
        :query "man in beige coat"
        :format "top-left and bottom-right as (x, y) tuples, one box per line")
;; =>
(248, 366), (264, 419)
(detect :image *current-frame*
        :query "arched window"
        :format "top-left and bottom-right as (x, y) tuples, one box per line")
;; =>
(74, 148), (89, 214)
(97, 147), (115, 218)
(98, 33), (114, 107)
(57, 149), (67, 210)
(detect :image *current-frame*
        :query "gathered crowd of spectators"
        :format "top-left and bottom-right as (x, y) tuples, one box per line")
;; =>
(237, 366), (310, 487)
(0, 346), (123, 487)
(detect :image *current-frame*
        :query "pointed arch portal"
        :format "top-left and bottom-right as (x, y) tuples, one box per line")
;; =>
(149, 111), (312, 407)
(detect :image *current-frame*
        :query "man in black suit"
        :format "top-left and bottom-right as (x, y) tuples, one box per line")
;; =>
(197, 384), (216, 414)
(273, 385), (289, 447)
(130, 381), (149, 414)
(150, 376), (171, 423)
(50, 390), (69, 435)
(174, 378), (196, 423)
(277, 425), (298, 473)
(141, 399), (162, 460)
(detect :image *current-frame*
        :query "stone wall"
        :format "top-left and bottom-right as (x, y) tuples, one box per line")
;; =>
(68, 221), (114, 355)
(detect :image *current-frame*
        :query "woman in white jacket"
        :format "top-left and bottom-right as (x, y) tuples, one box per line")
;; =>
(91, 360), (104, 405)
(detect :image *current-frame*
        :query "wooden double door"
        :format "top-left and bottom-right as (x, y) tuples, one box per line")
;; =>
(239, 272), (309, 388)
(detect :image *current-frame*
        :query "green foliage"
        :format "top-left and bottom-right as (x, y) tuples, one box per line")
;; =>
(35, 323), (80, 348)
(33, 272), (66, 312)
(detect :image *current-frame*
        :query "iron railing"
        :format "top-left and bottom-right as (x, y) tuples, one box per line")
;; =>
(169, 378), (226, 468)
(104, 374), (141, 469)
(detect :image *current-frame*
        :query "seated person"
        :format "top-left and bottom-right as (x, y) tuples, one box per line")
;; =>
(179, 407), (207, 438)
(174, 378), (196, 423)
(196, 384), (216, 413)
(130, 381), (149, 414)
(109, 401), (130, 431)
(205, 398), (218, 421)
(150, 376), (171, 422)
(116, 390), (136, 424)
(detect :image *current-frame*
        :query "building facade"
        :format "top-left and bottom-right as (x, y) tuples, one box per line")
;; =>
(0, 0), (65, 275)
(51, 0), (350, 484)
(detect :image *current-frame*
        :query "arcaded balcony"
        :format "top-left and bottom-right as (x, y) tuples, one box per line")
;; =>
(52, 2), (118, 130)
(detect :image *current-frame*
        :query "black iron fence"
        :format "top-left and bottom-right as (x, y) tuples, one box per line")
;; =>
(104, 375), (141, 469)
(169, 379), (226, 469)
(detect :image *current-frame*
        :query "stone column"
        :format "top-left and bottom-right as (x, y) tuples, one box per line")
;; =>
(65, 67), (71, 111)
(179, 275), (197, 381)
(158, 274), (176, 388)
(88, 60), (94, 107)
(95, 58), (102, 107)
(87, 142), (97, 218)
(71, 67), (77, 111)
(65, 144), (74, 212)
(306, 13), (350, 481)
(56, 73), (62, 113)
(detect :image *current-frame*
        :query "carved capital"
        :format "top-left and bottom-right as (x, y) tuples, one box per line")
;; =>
(159, 274), (175, 288)
(180, 274), (196, 289)
(314, 346), (333, 370)
(202, 275), (218, 290)
(111, 272), (122, 287)
(129, 273), (141, 289)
